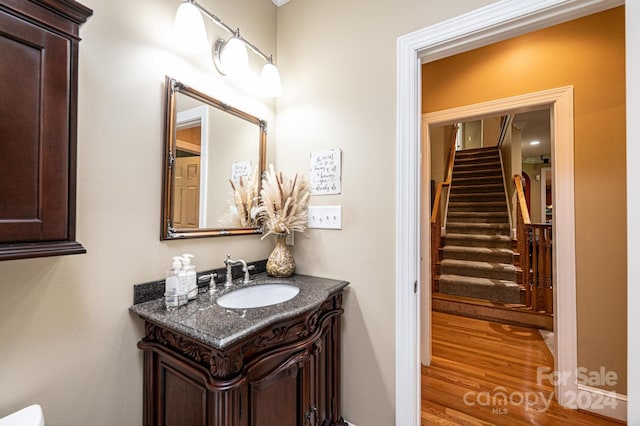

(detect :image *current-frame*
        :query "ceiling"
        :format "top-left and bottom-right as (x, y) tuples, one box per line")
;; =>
(513, 108), (551, 163)
(271, 0), (289, 6)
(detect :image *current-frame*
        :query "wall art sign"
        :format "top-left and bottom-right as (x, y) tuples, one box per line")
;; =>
(310, 148), (342, 195)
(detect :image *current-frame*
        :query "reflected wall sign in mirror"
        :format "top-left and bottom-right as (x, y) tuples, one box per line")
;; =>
(161, 76), (266, 239)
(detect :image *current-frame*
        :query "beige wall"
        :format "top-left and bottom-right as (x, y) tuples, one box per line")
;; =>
(0, 0), (276, 424)
(276, 0), (494, 424)
(423, 7), (627, 393)
(429, 125), (450, 184)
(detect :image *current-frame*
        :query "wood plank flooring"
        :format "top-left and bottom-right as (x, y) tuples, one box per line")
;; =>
(422, 312), (623, 425)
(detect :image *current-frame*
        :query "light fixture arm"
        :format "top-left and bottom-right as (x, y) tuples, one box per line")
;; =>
(191, 0), (273, 63)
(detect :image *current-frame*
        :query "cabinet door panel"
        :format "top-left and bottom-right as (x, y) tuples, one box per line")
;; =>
(249, 355), (313, 426)
(0, 10), (69, 242)
(160, 362), (207, 426)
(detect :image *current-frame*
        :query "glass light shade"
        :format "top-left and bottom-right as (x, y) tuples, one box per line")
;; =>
(219, 37), (249, 78)
(260, 62), (283, 97)
(174, 2), (209, 53)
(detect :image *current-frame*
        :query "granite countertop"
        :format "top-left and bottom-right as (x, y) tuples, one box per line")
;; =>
(130, 273), (349, 350)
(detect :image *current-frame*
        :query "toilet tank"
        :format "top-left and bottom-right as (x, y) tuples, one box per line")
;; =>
(0, 405), (44, 426)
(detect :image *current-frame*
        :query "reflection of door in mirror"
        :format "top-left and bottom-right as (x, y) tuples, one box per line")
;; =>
(174, 103), (209, 229)
(174, 124), (201, 228)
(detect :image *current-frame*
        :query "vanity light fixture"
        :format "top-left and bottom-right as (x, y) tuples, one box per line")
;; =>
(174, 0), (283, 97)
(213, 31), (249, 78)
(174, 1), (208, 53)
(530, 140), (541, 145)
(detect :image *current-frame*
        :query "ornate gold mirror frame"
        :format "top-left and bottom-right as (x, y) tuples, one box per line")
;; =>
(161, 76), (266, 239)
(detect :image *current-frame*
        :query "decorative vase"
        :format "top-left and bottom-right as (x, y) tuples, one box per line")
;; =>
(266, 233), (295, 277)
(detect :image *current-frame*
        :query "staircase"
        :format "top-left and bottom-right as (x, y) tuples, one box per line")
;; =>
(437, 147), (521, 304)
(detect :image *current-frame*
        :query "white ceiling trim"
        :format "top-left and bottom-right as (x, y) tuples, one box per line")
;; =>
(272, 0), (290, 6)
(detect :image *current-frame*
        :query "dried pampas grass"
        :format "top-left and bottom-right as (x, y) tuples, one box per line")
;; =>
(218, 167), (260, 228)
(256, 164), (310, 239)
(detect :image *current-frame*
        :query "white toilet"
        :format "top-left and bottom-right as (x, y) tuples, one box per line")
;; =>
(0, 405), (44, 426)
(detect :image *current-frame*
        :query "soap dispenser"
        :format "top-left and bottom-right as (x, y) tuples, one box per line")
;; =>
(182, 254), (198, 300)
(165, 256), (183, 310)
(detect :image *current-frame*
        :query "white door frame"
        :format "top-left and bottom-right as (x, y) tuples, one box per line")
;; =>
(394, 1), (636, 425)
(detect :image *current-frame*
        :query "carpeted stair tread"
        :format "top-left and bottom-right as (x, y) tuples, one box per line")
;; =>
(438, 274), (521, 304)
(449, 192), (506, 202)
(443, 245), (514, 263)
(444, 233), (512, 249)
(454, 154), (500, 163)
(446, 222), (510, 236)
(452, 170), (504, 179)
(447, 211), (509, 222)
(456, 147), (498, 159)
(453, 161), (502, 172)
(452, 176), (504, 185)
(448, 201), (508, 212)
(450, 183), (505, 193)
(445, 233), (511, 242)
(447, 222), (509, 229)
(441, 259), (517, 281)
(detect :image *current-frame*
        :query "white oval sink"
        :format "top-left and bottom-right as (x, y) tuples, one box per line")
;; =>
(216, 284), (300, 309)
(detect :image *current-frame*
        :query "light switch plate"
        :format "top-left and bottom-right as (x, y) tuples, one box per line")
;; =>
(308, 206), (342, 229)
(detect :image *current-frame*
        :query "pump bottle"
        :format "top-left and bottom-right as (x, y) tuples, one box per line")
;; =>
(182, 254), (198, 300)
(165, 256), (183, 310)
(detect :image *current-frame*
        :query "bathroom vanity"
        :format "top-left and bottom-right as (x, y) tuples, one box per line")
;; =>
(131, 273), (348, 426)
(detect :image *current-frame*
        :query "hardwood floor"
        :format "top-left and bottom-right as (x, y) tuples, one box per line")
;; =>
(422, 312), (623, 425)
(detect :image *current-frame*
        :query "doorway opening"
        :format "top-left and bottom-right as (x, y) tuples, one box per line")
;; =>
(425, 106), (554, 322)
(419, 87), (574, 371)
(396, 2), (630, 425)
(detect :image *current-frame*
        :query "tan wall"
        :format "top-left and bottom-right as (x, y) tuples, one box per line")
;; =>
(504, 126), (523, 227)
(0, 0), (277, 424)
(276, 1), (495, 424)
(423, 7), (627, 393)
(429, 125), (449, 184)
(483, 116), (501, 147)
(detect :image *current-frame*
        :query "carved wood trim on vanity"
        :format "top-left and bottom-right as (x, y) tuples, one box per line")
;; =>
(140, 293), (342, 381)
(137, 290), (347, 425)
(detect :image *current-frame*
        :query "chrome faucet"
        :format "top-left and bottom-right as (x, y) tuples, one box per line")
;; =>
(224, 254), (255, 287)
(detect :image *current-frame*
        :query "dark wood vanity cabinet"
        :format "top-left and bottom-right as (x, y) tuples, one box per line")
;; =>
(138, 291), (347, 426)
(0, 0), (91, 260)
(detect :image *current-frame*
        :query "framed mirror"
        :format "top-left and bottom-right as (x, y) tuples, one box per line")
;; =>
(161, 77), (266, 239)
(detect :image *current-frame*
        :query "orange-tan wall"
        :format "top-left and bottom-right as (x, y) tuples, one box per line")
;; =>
(423, 7), (627, 393)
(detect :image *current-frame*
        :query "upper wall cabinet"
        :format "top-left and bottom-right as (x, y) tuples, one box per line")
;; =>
(0, 0), (92, 261)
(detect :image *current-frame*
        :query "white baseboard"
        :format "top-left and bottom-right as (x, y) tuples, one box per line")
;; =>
(576, 384), (627, 422)
(345, 421), (356, 426)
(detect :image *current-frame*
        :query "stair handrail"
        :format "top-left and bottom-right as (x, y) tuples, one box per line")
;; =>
(513, 174), (531, 306)
(430, 126), (457, 292)
(513, 174), (531, 225)
(430, 128), (457, 224)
